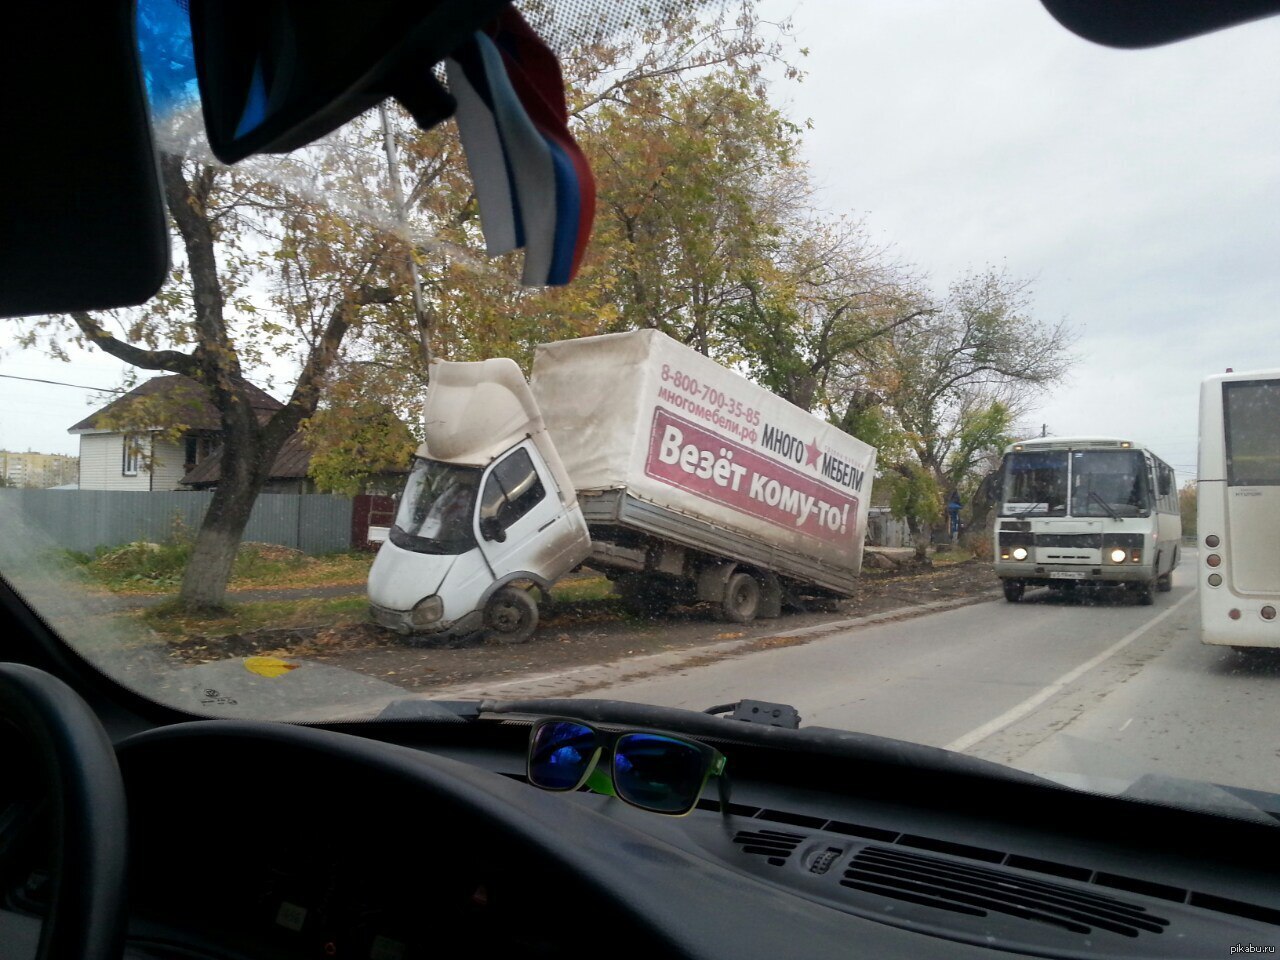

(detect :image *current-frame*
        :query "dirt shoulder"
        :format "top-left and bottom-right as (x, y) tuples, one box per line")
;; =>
(166, 558), (1000, 694)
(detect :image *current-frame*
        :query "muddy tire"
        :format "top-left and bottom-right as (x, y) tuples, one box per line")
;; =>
(1002, 580), (1025, 603)
(720, 572), (761, 623)
(483, 587), (539, 644)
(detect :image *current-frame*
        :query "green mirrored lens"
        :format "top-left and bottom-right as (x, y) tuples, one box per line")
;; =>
(612, 733), (706, 814)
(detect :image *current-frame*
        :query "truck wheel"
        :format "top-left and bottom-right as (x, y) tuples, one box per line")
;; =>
(720, 572), (761, 623)
(1002, 580), (1025, 603)
(1133, 580), (1155, 606)
(1157, 571), (1173, 592)
(484, 587), (539, 644)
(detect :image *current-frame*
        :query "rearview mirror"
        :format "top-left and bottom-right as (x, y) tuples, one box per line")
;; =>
(188, 0), (511, 164)
(479, 516), (507, 543)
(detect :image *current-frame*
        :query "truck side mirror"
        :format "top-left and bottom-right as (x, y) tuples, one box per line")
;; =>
(479, 516), (507, 543)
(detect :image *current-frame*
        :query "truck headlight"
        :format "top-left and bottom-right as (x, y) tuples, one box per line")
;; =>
(1011, 547), (1028, 561)
(1109, 548), (1127, 563)
(411, 596), (444, 627)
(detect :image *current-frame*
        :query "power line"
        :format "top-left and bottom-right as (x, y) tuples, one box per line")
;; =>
(0, 373), (124, 393)
(0, 370), (282, 395)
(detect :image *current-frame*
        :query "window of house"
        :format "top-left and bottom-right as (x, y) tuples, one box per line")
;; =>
(122, 435), (142, 476)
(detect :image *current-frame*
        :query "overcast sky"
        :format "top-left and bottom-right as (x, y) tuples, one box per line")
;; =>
(3, 0), (1279, 484)
(766, 0), (1280, 482)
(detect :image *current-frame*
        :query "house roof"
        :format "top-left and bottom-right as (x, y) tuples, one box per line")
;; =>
(182, 432), (311, 487)
(68, 374), (282, 434)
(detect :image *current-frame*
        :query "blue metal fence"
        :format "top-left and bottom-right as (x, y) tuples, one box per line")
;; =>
(0, 489), (354, 555)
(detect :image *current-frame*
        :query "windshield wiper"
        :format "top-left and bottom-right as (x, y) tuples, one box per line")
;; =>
(1087, 491), (1121, 521)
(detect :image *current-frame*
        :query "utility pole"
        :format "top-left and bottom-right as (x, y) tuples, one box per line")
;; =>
(1040, 423), (1047, 438)
(378, 104), (433, 371)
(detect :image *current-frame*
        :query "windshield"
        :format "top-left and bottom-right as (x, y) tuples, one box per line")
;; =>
(3, 0), (1280, 825)
(1000, 451), (1068, 517)
(1069, 450), (1151, 518)
(390, 459), (480, 555)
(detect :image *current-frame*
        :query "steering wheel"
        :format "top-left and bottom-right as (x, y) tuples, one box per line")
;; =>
(0, 664), (127, 960)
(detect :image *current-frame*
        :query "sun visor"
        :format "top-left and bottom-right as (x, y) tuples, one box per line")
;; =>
(1039, 0), (1280, 48)
(419, 358), (545, 466)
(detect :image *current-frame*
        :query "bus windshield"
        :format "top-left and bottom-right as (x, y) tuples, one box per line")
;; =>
(1000, 451), (1068, 516)
(390, 458), (482, 555)
(1070, 450), (1151, 518)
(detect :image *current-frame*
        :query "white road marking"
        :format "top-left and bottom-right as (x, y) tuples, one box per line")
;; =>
(943, 590), (1196, 753)
(1118, 717), (1133, 732)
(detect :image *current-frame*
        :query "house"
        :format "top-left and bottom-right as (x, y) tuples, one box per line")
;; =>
(70, 373), (413, 497)
(68, 375), (282, 491)
(181, 431), (316, 495)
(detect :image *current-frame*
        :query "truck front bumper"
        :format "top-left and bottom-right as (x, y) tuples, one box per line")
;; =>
(369, 602), (484, 639)
(994, 561), (1153, 586)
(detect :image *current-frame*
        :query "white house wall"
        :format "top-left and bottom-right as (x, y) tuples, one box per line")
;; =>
(77, 434), (188, 491)
(149, 437), (189, 491)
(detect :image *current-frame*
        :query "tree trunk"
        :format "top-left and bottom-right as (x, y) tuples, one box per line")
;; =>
(178, 439), (274, 610)
(913, 518), (932, 563)
(179, 492), (257, 610)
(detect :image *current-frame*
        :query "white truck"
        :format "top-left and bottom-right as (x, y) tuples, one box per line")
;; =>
(367, 330), (877, 642)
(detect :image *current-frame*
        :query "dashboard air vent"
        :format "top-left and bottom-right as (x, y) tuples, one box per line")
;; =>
(841, 847), (1170, 938)
(733, 829), (805, 866)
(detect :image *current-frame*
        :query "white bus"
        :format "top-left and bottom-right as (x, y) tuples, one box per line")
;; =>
(993, 436), (1182, 604)
(1198, 370), (1280, 648)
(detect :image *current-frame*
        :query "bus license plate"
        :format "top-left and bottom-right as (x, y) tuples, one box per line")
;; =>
(1049, 572), (1087, 580)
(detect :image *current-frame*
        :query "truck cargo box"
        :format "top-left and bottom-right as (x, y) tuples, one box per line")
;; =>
(530, 330), (876, 593)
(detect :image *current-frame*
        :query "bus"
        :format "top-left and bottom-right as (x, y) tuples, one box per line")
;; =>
(1198, 370), (1280, 648)
(993, 436), (1182, 604)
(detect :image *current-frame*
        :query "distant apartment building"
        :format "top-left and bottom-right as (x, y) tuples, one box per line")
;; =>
(0, 450), (80, 488)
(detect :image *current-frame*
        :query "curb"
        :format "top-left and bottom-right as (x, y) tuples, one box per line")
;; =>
(417, 589), (1001, 701)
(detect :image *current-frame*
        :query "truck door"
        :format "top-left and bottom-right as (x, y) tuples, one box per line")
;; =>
(475, 441), (568, 581)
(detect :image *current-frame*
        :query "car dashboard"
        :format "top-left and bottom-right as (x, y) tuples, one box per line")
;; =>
(3, 711), (1280, 960)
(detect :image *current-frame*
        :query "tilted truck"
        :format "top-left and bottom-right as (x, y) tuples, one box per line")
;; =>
(367, 329), (877, 642)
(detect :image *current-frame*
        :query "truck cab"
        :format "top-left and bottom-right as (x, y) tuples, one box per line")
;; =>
(367, 359), (590, 641)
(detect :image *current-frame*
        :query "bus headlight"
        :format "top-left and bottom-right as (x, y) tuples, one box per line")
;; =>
(1109, 548), (1127, 563)
(411, 595), (444, 627)
(1011, 547), (1028, 561)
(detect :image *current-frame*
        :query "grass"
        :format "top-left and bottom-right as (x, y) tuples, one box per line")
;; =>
(549, 574), (615, 604)
(931, 547), (977, 566)
(140, 594), (370, 639)
(73, 542), (374, 595)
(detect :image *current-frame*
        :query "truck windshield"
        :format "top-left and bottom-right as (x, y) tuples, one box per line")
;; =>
(999, 451), (1068, 516)
(1070, 450), (1151, 518)
(390, 458), (481, 555)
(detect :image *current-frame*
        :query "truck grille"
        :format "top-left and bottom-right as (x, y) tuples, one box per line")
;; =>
(1035, 534), (1102, 548)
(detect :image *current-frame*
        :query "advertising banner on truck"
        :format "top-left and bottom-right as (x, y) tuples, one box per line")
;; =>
(531, 330), (876, 575)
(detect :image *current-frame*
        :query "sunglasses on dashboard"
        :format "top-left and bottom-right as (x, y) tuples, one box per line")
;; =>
(527, 717), (729, 816)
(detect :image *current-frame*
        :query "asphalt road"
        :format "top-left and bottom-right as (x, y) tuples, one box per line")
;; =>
(583, 548), (1280, 799)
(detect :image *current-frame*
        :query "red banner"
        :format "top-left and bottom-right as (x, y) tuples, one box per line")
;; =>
(644, 409), (858, 544)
